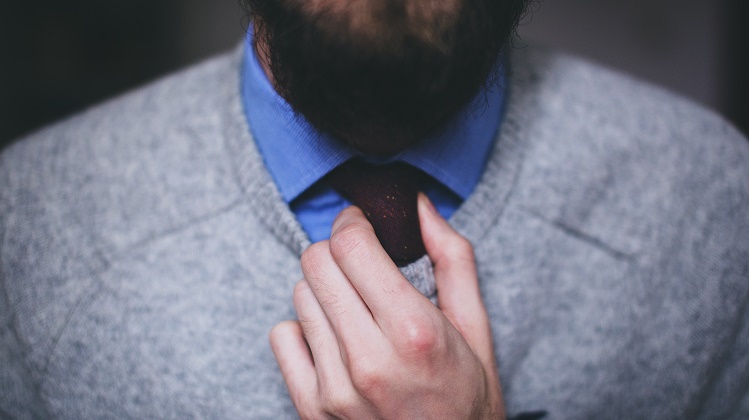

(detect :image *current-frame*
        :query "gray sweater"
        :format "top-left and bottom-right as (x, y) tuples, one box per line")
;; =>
(1, 43), (748, 419)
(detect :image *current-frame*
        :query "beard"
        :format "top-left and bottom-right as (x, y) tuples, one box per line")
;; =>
(243, 0), (529, 156)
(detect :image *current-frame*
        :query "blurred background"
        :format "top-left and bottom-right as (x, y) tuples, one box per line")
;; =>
(1, 0), (747, 150)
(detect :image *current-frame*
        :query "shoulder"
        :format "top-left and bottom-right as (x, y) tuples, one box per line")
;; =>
(1, 46), (244, 255)
(505, 44), (749, 321)
(2, 45), (242, 175)
(0, 46), (247, 369)
(507, 45), (749, 260)
(500, 47), (749, 415)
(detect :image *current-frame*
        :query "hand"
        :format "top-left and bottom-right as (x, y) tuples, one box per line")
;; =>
(270, 193), (505, 419)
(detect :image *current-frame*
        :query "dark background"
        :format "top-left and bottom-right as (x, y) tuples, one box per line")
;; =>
(1, 0), (747, 150)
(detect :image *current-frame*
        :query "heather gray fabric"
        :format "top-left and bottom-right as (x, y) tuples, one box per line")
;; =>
(2, 42), (749, 419)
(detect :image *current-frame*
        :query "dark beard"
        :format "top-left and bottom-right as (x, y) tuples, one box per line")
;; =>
(243, 0), (529, 156)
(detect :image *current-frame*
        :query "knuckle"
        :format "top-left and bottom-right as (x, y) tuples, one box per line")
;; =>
(322, 386), (358, 416)
(294, 390), (324, 420)
(329, 221), (375, 261)
(396, 317), (441, 358)
(300, 241), (330, 278)
(297, 403), (324, 420)
(447, 235), (475, 261)
(297, 315), (321, 338)
(349, 355), (386, 396)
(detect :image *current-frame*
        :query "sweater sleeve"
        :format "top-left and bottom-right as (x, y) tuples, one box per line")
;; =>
(697, 294), (749, 419)
(0, 282), (50, 419)
(0, 149), (51, 419)
(692, 123), (749, 419)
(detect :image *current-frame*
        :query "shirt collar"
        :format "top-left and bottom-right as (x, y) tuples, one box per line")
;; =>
(240, 33), (506, 203)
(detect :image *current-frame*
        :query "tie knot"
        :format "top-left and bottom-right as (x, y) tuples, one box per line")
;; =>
(326, 159), (427, 266)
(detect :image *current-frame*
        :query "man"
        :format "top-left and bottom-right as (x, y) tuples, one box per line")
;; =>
(1, 0), (748, 419)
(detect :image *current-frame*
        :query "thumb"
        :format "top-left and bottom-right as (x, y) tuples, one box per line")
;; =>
(417, 193), (493, 356)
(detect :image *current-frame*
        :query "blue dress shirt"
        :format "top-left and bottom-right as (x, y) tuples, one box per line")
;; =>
(240, 33), (506, 242)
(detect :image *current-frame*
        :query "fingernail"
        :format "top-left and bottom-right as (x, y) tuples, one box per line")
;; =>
(418, 192), (438, 216)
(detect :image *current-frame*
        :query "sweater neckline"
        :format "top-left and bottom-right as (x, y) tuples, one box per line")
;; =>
(221, 41), (533, 256)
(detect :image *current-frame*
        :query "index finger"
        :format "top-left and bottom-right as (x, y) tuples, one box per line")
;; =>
(300, 241), (381, 356)
(328, 207), (431, 330)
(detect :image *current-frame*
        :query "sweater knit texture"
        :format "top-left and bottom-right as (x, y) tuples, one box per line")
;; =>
(1, 43), (748, 419)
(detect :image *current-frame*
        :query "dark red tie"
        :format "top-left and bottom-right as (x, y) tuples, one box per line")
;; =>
(326, 159), (427, 267)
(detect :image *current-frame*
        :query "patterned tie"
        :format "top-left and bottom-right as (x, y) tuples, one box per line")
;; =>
(326, 158), (428, 267)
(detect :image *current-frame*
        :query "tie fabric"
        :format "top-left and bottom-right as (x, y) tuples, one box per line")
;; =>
(326, 158), (428, 267)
